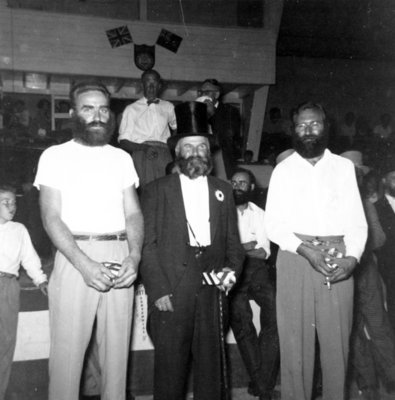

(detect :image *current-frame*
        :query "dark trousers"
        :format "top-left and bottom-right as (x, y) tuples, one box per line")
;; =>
(148, 250), (226, 400)
(0, 277), (19, 400)
(350, 252), (395, 389)
(229, 257), (279, 396)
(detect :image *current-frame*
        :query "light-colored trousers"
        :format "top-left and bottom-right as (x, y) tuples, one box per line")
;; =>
(276, 248), (354, 400)
(48, 239), (134, 400)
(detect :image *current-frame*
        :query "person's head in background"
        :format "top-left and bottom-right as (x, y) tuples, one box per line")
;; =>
(0, 184), (17, 224)
(361, 170), (382, 203)
(244, 150), (254, 163)
(231, 167), (256, 207)
(198, 79), (221, 105)
(141, 69), (162, 102)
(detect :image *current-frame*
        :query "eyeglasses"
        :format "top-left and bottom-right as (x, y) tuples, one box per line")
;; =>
(230, 180), (249, 189)
(295, 121), (323, 132)
(0, 200), (17, 207)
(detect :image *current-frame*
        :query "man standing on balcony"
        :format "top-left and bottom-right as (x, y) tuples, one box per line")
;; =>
(197, 78), (241, 179)
(118, 69), (177, 187)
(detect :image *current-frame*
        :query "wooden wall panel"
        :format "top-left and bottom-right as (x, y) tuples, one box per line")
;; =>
(0, 0), (276, 85)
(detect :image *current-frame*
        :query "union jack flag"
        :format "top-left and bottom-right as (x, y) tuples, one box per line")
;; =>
(106, 26), (133, 48)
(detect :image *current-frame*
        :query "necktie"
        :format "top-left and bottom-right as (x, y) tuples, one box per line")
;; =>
(147, 99), (160, 106)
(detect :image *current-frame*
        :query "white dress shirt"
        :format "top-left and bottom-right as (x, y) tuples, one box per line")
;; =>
(265, 149), (367, 260)
(118, 97), (177, 144)
(237, 202), (270, 258)
(179, 174), (211, 247)
(0, 221), (47, 285)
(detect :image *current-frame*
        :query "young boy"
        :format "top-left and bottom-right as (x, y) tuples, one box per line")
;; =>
(0, 184), (48, 399)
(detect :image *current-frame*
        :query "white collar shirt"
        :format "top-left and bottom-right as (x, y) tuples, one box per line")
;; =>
(265, 149), (367, 260)
(118, 97), (177, 144)
(237, 202), (270, 258)
(179, 174), (211, 247)
(385, 194), (395, 214)
(0, 221), (47, 285)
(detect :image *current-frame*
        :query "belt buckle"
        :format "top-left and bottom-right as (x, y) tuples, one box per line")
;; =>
(311, 238), (323, 246)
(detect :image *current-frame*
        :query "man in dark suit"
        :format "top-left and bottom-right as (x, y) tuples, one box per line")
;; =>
(140, 101), (245, 400)
(198, 79), (241, 179)
(375, 159), (395, 333)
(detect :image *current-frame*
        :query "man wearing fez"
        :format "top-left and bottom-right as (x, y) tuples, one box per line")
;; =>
(140, 101), (244, 400)
(375, 159), (395, 333)
(265, 102), (367, 400)
(118, 69), (177, 187)
(197, 78), (241, 179)
(34, 82), (143, 400)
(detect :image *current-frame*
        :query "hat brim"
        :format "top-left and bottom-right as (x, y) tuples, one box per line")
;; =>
(167, 132), (215, 150)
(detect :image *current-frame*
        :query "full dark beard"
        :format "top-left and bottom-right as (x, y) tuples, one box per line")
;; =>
(292, 131), (328, 159)
(233, 189), (251, 206)
(176, 155), (213, 179)
(72, 114), (115, 147)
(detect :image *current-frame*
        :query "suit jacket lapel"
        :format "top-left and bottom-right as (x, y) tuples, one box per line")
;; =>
(208, 177), (220, 242)
(167, 174), (189, 239)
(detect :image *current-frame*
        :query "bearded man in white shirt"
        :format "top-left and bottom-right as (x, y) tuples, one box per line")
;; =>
(265, 102), (368, 400)
(34, 82), (143, 400)
(118, 69), (177, 187)
(140, 101), (244, 400)
(229, 168), (279, 400)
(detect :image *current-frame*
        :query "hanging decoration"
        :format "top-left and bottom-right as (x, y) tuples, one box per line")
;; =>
(106, 25), (133, 48)
(134, 44), (155, 71)
(156, 29), (183, 53)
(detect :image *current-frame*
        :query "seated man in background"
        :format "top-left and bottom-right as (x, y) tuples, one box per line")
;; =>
(229, 167), (279, 400)
(118, 69), (176, 187)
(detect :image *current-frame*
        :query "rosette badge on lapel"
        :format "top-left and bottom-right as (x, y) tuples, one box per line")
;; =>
(215, 190), (224, 202)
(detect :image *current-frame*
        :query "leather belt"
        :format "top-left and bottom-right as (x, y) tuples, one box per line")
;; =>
(0, 271), (16, 279)
(295, 233), (344, 246)
(73, 232), (127, 241)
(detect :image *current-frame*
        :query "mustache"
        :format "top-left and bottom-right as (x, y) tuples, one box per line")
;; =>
(300, 135), (319, 141)
(86, 121), (107, 128)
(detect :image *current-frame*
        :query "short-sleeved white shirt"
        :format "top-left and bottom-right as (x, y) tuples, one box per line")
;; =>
(118, 98), (176, 144)
(34, 140), (139, 233)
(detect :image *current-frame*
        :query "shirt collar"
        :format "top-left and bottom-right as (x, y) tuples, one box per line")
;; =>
(385, 193), (395, 207)
(180, 174), (208, 186)
(293, 148), (331, 168)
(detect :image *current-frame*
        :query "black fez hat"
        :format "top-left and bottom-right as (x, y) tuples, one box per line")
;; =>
(380, 157), (395, 176)
(167, 101), (214, 149)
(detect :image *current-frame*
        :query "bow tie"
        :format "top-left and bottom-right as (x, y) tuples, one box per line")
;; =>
(147, 99), (160, 105)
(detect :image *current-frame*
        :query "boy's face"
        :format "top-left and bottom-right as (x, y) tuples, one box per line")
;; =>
(0, 191), (17, 224)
